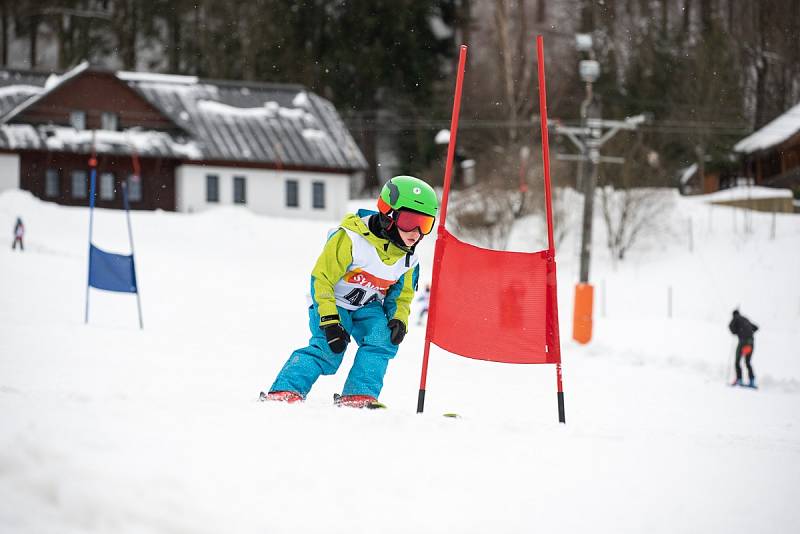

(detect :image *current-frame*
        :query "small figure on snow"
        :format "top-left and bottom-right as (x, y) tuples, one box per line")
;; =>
(416, 283), (430, 326)
(261, 176), (439, 408)
(729, 309), (759, 388)
(12, 217), (24, 251)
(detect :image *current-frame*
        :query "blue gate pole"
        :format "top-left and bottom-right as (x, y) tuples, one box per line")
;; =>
(122, 180), (144, 329)
(84, 154), (98, 324)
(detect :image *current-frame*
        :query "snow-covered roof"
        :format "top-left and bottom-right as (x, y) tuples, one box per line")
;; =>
(733, 102), (800, 154)
(0, 70), (50, 117)
(127, 78), (366, 170)
(0, 124), (201, 159)
(1, 61), (90, 124)
(0, 65), (367, 172)
(116, 71), (199, 85)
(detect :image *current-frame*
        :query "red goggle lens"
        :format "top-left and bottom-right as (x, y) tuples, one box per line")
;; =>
(394, 210), (435, 235)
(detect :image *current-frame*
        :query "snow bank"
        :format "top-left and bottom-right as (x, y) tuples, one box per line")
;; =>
(696, 185), (793, 202)
(0, 189), (798, 534)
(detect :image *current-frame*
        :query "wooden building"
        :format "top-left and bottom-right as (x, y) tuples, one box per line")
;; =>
(0, 62), (367, 220)
(734, 102), (800, 193)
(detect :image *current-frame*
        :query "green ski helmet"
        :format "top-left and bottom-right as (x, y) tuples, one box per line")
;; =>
(377, 176), (439, 235)
(377, 175), (438, 217)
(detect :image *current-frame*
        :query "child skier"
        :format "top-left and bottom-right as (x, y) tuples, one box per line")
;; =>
(729, 309), (759, 387)
(416, 283), (430, 326)
(261, 176), (438, 408)
(12, 217), (24, 251)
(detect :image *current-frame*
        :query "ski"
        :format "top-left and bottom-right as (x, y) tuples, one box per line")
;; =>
(333, 393), (387, 409)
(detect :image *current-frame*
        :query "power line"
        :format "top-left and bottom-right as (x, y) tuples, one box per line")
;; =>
(343, 116), (752, 136)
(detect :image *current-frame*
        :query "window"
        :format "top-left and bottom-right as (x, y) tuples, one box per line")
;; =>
(70, 170), (87, 199)
(101, 112), (118, 131)
(45, 169), (60, 198)
(127, 175), (142, 202)
(233, 176), (247, 204)
(100, 172), (115, 200)
(285, 179), (299, 207)
(312, 181), (325, 209)
(206, 174), (219, 202)
(70, 110), (86, 130)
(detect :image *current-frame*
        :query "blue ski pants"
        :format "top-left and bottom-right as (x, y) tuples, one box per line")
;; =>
(269, 302), (399, 398)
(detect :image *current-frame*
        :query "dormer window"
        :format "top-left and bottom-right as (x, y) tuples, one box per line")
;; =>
(70, 110), (86, 130)
(101, 112), (118, 131)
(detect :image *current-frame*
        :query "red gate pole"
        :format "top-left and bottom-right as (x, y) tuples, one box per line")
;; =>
(537, 36), (555, 256)
(536, 35), (566, 423)
(417, 44), (468, 414)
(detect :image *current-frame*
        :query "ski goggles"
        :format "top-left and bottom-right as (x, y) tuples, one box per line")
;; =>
(393, 209), (436, 235)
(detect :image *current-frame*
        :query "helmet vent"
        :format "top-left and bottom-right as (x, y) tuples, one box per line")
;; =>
(388, 180), (400, 205)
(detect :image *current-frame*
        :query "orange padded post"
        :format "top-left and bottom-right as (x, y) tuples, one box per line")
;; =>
(572, 283), (594, 344)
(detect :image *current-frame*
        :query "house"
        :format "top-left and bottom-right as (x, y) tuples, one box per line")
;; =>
(678, 160), (794, 213)
(734, 101), (800, 193)
(0, 62), (367, 220)
(678, 102), (800, 212)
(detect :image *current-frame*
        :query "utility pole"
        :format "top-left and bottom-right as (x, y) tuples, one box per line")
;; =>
(556, 115), (646, 282)
(578, 59), (598, 284)
(555, 114), (645, 345)
(555, 33), (648, 344)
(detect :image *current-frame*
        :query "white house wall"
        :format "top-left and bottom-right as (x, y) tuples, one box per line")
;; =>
(0, 153), (20, 192)
(176, 164), (351, 220)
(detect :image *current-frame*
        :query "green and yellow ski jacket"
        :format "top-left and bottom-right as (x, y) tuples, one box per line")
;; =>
(311, 209), (420, 329)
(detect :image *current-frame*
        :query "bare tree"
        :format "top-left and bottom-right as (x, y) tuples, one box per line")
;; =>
(550, 185), (572, 249)
(450, 181), (520, 250)
(1, 0), (9, 66)
(598, 133), (673, 263)
(112, 0), (139, 70)
(599, 186), (672, 263)
(494, 0), (516, 145)
(493, 0), (534, 146)
(447, 141), (548, 250)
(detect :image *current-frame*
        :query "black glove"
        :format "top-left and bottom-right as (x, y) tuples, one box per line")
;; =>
(323, 323), (349, 354)
(387, 319), (406, 345)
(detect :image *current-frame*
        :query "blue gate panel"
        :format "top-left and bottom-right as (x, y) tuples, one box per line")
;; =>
(88, 244), (138, 293)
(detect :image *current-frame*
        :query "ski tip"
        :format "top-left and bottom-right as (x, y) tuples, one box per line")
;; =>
(442, 412), (461, 419)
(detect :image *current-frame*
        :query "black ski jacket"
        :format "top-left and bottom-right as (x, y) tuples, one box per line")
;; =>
(729, 313), (758, 342)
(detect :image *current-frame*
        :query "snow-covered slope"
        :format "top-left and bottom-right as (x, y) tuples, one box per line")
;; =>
(1, 188), (798, 533)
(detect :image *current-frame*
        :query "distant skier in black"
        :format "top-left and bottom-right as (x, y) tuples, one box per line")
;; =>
(729, 309), (758, 388)
(12, 217), (24, 251)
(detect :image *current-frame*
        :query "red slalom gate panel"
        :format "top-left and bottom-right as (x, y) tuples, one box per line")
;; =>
(417, 38), (564, 422)
(428, 228), (559, 364)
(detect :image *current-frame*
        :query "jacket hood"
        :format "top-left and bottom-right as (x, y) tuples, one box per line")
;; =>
(339, 210), (413, 262)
